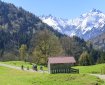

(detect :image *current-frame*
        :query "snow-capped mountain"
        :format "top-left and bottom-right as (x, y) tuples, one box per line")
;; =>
(40, 9), (105, 40)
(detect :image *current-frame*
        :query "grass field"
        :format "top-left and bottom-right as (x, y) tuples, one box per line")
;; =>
(74, 63), (105, 74)
(0, 61), (47, 70)
(0, 66), (104, 85)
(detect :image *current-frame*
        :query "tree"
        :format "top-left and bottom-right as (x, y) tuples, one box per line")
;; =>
(79, 51), (91, 66)
(60, 36), (72, 56)
(0, 30), (11, 59)
(19, 44), (27, 61)
(97, 52), (105, 64)
(32, 29), (63, 65)
(60, 36), (87, 61)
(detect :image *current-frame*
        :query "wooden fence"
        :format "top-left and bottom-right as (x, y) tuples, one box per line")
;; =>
(50, 68), (79, 74)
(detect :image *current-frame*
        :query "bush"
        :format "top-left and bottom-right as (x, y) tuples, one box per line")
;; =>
(2, 52), (18, 61)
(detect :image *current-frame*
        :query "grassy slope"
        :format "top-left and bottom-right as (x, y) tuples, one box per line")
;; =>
(74, 64), (105, 74)
(0, 66), (103, 85)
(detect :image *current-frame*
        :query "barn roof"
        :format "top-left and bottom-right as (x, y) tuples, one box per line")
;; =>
(48, 56), (76, 64)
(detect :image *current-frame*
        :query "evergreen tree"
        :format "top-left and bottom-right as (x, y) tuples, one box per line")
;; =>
(97, 52), (105, 63)
(60, 36), (72, 56)
(19, 44), (27, 61)
(79, 51), (91, 66)
(60, 36), (87, 61)
(89, 50), (96, 65)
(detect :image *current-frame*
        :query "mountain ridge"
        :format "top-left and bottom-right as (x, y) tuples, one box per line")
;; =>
(40, 9), (105, 40)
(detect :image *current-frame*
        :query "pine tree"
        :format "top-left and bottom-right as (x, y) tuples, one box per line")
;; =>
(19, 44), (27, 61)
(97, 52), (105, 64)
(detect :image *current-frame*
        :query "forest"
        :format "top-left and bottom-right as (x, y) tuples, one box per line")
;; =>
(0, 1), (105, 65)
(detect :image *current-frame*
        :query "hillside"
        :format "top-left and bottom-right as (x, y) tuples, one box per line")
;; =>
(90, 30), (105, 51)
(0, 1), (92, 63)
(0, 1), (64, 60)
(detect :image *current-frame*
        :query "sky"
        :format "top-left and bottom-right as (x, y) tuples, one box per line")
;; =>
(1, 0), (105, 19)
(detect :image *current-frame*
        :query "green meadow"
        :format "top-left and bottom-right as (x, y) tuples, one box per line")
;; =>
(0, 61), (105, 85)
(74, 64), (105, 74)
(0, 66), (103, 85)
(0, 61), (48, 71)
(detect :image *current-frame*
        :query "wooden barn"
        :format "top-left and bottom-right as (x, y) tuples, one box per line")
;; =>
(48, 56), (78, 74)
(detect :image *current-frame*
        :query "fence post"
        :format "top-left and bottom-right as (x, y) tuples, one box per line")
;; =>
(77, 69), (79, 74)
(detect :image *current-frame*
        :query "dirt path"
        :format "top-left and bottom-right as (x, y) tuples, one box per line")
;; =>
(90, 74), (105, 80)
(0, 63), (48, 73)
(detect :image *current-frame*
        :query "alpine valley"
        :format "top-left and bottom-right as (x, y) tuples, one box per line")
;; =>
(0, 0), (105, 64)
(40, 9), (105, 40)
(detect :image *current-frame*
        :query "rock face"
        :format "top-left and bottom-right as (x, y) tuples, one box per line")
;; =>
(40, 9), (105, 40)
